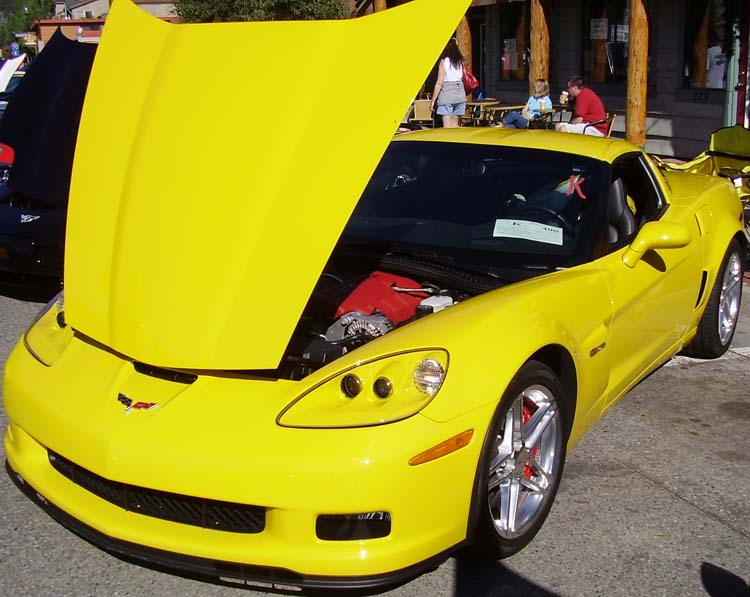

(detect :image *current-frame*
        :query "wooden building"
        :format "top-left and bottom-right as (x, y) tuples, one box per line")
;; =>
(30, 0), (750, 157)
(463, 0), (749, 157)
(35, 1), (175, 47)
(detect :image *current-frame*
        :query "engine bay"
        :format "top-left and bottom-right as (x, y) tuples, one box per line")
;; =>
(280, 267), (471, 380)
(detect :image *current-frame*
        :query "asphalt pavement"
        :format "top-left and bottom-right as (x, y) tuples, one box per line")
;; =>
(0, 283), (748, 597)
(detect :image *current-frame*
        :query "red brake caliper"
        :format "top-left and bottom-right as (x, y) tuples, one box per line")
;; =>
(522, 399), (539, 480)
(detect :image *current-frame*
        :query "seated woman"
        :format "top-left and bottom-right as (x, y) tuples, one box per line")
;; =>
(500, 79), (551, 129)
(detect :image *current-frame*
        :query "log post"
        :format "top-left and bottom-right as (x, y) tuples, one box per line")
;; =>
(626, 0), (648, 147)
(457, 16), (472, 99)
(529, 0), (550, 94)
(457, 16), (472, 73)
(690, 3), (709, 87)
(591, 7), (608, 83)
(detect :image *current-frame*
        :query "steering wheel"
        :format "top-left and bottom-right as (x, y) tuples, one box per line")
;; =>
(511, 204), (575, 236)
(385, 168), (417, 190)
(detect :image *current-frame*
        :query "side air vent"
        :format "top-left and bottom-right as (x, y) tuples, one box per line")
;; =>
(695, 271), (708, 308)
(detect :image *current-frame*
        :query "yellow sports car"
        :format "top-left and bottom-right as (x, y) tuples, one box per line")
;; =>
(3, 0), (749, 591)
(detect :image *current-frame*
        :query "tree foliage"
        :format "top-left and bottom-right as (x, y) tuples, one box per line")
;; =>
(174, 0), (347, 23)
(0, 0), (54, 49)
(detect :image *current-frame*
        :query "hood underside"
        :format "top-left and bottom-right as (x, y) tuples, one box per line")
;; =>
(65, 0), (471, 369)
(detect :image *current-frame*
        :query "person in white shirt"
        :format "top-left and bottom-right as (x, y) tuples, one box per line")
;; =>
(430, 38), (467, 128)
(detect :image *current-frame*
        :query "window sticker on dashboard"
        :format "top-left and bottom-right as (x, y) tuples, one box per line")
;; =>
(493, 219), (563, 245)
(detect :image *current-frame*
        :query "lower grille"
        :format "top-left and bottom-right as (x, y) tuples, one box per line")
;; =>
(48, 451), (265, 534)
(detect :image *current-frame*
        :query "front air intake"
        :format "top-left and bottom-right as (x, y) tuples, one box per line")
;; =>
(316, 512), (391, 540)
(49, 451), (265, 533)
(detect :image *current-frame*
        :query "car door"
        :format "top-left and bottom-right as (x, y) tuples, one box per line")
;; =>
(598, 153), (704, 407)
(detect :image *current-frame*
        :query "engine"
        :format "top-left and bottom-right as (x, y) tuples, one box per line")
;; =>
(282, 270), (461, 379)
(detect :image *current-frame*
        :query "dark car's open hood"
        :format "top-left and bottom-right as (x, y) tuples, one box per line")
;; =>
(0, 29), (96, 205)
(65, 0), (470, 369)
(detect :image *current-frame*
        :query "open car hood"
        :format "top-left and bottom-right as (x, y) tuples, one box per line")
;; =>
(0, 30), (96, 205)
(0, 54), (25, 93)
(65, 0), (470, 369)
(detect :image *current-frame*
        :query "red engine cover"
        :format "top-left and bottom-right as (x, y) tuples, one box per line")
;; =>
(0, 143), (15, 166)
(335, 271), (428, 325)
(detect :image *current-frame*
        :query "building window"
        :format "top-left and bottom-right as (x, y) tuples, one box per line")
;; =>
(498, 0), (529, 82)
(84, 10), (94, 18)
(683, 0), (730, 89)
(582, 0), (650, 84)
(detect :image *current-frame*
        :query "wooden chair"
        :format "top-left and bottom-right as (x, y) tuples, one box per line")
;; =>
(464, 100), (503, 127)
(583, 112), (616, 137)
(528, 111), (555, 130)
(460, 104), (483, 127)
(408, 99), (434, 128)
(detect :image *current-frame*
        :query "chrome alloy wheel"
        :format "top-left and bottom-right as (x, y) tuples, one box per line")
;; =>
(487, 385), (562, 539)
(718, 250), (742, 345)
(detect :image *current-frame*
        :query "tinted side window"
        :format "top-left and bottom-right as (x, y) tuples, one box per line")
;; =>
(611, 153), (664, 225)
(605, 153), (666, 252)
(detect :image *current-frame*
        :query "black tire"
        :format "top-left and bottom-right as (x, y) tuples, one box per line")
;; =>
(684, 239), (744, 359)
(466, 360), (569, 560)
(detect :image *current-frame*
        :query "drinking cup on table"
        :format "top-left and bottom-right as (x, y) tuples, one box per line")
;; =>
(559, 91), (569, 105)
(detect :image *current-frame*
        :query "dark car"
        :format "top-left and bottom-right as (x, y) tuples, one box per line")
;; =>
(0, 30), (95, 295)
(0, 72), (26, 120)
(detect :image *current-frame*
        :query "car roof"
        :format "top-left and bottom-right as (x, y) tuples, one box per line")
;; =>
(394, 128), (639, 164)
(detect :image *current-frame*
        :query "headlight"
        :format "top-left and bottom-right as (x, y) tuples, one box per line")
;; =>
(24, 291), (73, 366)
(277, 349), (449, 428)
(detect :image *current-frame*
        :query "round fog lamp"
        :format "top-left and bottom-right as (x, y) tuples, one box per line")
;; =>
(413, 359), (445, 396)
(373, 377), (393, 399)
(341, 374), (363, 398)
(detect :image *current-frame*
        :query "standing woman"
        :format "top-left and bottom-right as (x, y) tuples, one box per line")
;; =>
(430, 38), (466, 128)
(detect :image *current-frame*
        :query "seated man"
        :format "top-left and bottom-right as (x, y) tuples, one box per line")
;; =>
(555, 76), (607, 136)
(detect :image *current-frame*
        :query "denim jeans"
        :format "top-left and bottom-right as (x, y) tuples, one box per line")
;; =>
(502, 111), (529, 129)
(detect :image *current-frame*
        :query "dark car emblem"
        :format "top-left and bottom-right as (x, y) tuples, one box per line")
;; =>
(117, 393), (158, 414)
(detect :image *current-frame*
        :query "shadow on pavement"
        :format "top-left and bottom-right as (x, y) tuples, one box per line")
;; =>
(701, 562), (750, 597)
(454, 558), (558, 596)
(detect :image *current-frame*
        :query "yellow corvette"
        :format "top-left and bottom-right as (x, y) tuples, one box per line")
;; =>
(3, 0), (749, 591)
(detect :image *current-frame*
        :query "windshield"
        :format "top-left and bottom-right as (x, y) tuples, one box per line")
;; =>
(341, 140), (611, 272)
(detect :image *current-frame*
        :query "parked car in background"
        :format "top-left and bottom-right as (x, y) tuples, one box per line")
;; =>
(0, 53), (27, 121)
(0, 72), (26, 121)
(4, 0), (749, 592)
(0, 29), (96, 294)
(652, 125), (750, 232)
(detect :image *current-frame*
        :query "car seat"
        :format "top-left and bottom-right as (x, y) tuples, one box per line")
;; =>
(607, 178), (637, 245)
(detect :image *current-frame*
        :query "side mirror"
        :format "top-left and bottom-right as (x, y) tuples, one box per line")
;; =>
(622, 221), (691, 268)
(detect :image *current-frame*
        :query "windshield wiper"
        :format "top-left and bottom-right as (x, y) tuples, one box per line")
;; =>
(339, 239), (561, 283)
(521, 264), (554, 271)
(382, 243), (507, 280)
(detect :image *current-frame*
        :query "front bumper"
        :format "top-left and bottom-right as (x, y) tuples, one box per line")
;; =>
(3, 334), (494, 588)
(5, 459), (453, 591)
